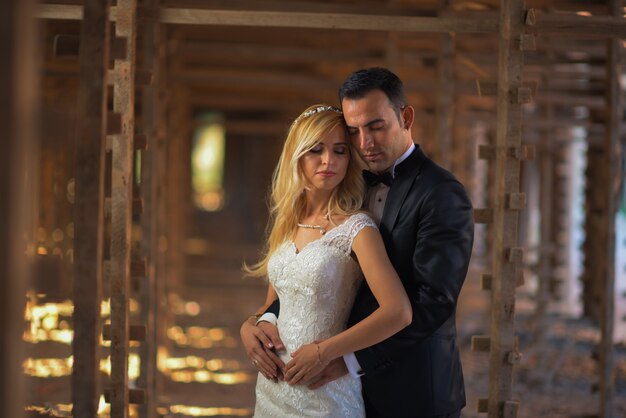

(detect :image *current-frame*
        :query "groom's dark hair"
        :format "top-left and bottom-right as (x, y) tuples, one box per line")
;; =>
(338, 67), (406, 120)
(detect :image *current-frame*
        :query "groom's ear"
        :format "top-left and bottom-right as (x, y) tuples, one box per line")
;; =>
(401, 105), (414, 130)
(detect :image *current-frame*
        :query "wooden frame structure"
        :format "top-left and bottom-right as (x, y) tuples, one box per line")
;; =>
(71, 0), (110, 416)
(27, 1), (626, 417)
(1, 0), (38, 417)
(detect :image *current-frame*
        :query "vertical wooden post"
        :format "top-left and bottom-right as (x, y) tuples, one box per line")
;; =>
(582, 125), (604, 322)
(166, 86), (190, 292)
(0, 0), (38, 417)
(153, 35), (170, 411)
(530, 105), (554, 338)
(598, 2), (622, 416)
(488, 1), (525, 417)
(72, 1), (111, 417)
(109, 1), (138, 417)
(435, 0), (454, 168)
(137, 1), (162, 416)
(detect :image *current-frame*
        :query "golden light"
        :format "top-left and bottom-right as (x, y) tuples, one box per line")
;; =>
(185, 301), (201, 316)
(157, 347), (253, 385)
(26, 396), (138, 417)
(199, 191), (224, 212)
(24, 296), (74, 344)
(23, 354), (140, 379)
(166, 325), (237, 349)
(169, 405), (252, 417)
(169, 293), (202, 316)
(23, 356), (73, 378)
(99, 353), (141, 380)
(23, 295), (140, 345)
(192, 113), (226, 212)
(576, 11), (592, 16)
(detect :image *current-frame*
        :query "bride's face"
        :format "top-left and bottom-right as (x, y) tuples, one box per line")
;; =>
(300, 126), (350, 193)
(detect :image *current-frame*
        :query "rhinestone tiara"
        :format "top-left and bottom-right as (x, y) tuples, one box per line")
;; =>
(292, 105), (342, 126)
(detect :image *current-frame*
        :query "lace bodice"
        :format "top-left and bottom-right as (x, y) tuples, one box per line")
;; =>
(254, 212), (377, 418)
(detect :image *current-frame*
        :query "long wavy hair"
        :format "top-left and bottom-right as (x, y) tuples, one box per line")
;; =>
(245, 104), (365, 277)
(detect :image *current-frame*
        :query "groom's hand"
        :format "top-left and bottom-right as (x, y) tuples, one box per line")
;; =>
(240, 319), (285, 381)
(257, 321), (285, 352)
(306, 357), (349, 390)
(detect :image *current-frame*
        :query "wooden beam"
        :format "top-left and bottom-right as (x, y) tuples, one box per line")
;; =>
(108, 0), (138, 417)
(0, 0), (37, 417)
(598, 2), (622, 416)
(71, 1), (110, 417)
(152, 8), (502, 33)
(36, 4), (499, 33)
(487, 0), (525, 416)
(35, 4), (626, 39)
(532, 12), (626, 38)
(37, 3), (83, 20)
(160, 0), (438, 16)
(137, 1), (163, 416)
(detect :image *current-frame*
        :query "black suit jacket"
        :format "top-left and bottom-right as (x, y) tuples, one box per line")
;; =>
(267, 146), (474, 417)
(349, 145), (473, 417)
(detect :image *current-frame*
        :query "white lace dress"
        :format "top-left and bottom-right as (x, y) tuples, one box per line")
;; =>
(254, 213), (377, 418)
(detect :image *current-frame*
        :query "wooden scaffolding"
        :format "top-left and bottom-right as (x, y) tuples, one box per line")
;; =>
(4, 1), (624, 417)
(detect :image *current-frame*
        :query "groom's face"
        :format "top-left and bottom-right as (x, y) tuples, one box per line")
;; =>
(342, 89), (412, 174)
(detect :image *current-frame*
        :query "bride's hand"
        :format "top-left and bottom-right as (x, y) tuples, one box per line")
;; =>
(284, 342), (328, 385)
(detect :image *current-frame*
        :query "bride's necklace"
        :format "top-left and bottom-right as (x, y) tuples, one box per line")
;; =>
(297, 213), (331, 235)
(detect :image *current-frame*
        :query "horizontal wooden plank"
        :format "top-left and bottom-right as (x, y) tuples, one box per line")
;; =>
(37, 3), (82, 20)
(533, 13), (626, 37)
(36, 5), (626, 38)
(36, 4), (499, 33)
(471, 335), (491, 352)
(159, 9), (500, 33)
(474, 208), (494, 224)
(477, 398), (488, 413)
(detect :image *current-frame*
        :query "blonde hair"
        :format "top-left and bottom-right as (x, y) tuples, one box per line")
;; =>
(245, 104), (365, 277)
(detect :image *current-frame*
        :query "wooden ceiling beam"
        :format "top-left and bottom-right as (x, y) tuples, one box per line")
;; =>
(36, 4), (498, 33)
(531, 12), (626, 37)
(157, 9), (499, 33)
(36, 4), (626, 38)
(169, 66), (438, 89)
(171, 41), (385, 65)
(160, 0), (439, 16)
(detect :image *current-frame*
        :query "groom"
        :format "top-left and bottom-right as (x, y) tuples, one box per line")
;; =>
(241, 67), (474, 418)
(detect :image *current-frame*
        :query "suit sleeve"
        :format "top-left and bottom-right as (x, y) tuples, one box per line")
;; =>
(265, 298), (280, 316)
(355, 180), (474, 375)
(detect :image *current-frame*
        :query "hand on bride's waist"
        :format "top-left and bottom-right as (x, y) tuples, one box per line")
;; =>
(283, 340), (328, 386)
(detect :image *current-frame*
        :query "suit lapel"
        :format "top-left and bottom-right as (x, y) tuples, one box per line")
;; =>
(380, 146), (427, 234)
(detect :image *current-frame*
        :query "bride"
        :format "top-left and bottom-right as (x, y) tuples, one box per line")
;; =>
(243, 104), (412, 417)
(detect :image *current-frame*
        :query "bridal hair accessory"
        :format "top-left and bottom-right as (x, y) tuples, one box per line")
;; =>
(292, 105), (342, 126)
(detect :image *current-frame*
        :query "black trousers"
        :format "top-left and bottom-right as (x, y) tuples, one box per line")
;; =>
(364, 394), (461, 418)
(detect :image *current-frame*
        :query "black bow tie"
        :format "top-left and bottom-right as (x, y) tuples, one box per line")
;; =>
(363, 170), (394, 187)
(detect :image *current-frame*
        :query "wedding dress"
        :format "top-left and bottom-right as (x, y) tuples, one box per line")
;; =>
(254, 213), (377, 418)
